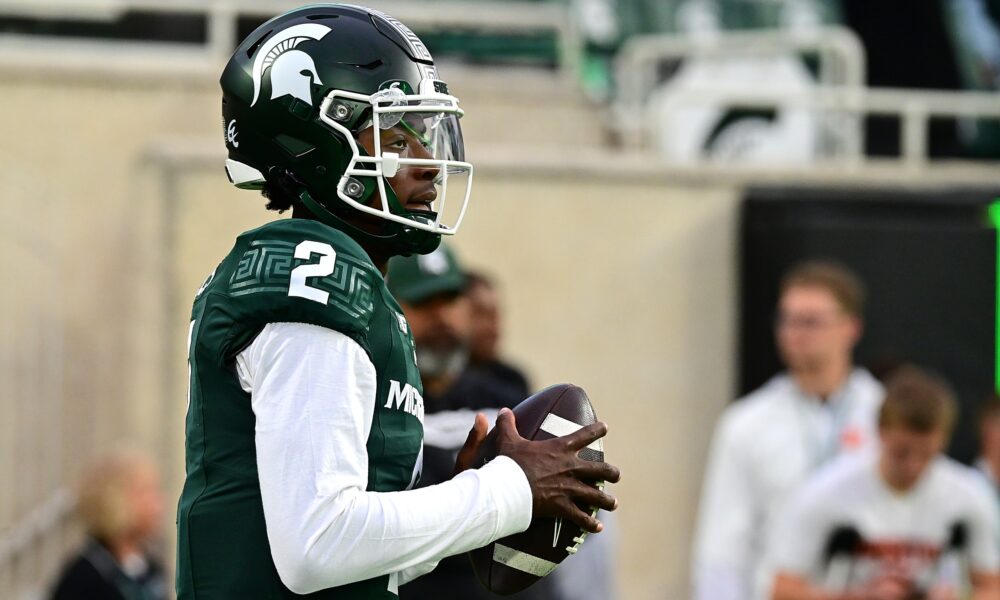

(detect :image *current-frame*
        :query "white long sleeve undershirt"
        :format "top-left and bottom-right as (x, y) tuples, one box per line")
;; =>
(236, 322), (533, 595)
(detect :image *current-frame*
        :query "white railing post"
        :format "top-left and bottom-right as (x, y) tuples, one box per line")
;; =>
(613, 26), (869, 154)
(901, 101), (929, 170)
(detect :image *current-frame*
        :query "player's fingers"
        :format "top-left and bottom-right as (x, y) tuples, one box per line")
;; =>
(468, 412), (489, 444)
(574, 460), (621, 484)
(494, 408), (524, 444)
(557, 497), (603, 534)
(453, 412), (489, 476)
(570, 483), (618, 512)
(562, 421), (608, 451)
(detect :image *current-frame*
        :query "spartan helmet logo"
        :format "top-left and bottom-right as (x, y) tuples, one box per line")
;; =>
(251, 23), (332, 107)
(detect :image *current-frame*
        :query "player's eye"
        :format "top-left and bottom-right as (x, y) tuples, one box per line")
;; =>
(383, 136), (407, 151)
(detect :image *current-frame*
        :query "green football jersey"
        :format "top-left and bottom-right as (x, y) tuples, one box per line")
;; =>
(176, 218), (424, 599)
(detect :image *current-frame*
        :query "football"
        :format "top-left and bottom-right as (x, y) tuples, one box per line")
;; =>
(469, 384), (605, 595)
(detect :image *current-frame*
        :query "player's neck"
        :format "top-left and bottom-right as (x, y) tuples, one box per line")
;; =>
(791, 359), (852, 401)
(364, 244), (392, 275)
(290, 207), (393, 273)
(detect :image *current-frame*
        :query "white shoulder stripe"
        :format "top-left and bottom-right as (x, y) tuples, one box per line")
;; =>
(492, 543), (558, 577)
(539, 413), (603, 452)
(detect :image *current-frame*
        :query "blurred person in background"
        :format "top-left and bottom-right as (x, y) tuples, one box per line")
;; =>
(464, 271), (531, 401)
(389, 245), (557, 600)
(768, 366), (1000, 600)
(50, 451), (167, 600)
(692, 261), (884, 600)
(976, 393), (1000, 495)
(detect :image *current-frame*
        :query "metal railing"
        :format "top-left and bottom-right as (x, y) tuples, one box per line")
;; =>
(639, 83), (1000, 169)
(0, 207), (71, 598)
(0, 489), (75, 599)
(614, 25), (867, 147)
(0, 0), (584, 77)
(612, 25), (1000, 168)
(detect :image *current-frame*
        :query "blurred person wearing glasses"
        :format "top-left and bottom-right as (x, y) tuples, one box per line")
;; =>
(692, 261), (884, 600)
(50, 451), (167, 600)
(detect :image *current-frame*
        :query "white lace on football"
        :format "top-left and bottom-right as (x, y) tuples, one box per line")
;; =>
(565, 480), (605, 555)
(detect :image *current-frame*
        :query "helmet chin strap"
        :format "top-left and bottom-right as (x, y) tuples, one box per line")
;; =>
(295, 182), (441, 257)
(266, 167), (441, 257)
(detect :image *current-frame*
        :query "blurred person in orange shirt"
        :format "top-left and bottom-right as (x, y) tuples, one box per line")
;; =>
(50, 450), (167, 600)
(768, 366), (1000, 600)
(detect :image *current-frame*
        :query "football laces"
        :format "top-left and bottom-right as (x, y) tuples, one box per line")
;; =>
(565, 480), (605, 555)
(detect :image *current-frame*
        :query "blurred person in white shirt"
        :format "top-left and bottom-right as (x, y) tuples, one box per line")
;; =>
(692, 261), (884, 600)
(769, 365), (1000, 600)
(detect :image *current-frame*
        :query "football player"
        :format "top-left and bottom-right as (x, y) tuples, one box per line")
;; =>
(175, 5), (620, 599)
(768, 366), (1000, 600)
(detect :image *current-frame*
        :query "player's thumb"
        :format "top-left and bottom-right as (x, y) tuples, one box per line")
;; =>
(495, 407), (521, 443)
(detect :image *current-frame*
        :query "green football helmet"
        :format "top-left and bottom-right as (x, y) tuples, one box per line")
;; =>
(220, 4), (473, 255)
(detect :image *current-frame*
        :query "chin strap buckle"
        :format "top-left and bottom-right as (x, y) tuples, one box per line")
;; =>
(344, 178), (365, 199)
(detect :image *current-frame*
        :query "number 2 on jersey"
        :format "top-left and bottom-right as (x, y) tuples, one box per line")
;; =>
(289, 241), (337, 304)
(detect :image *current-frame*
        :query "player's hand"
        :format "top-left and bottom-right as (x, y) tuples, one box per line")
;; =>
(453, 412), (489, 476)
(494, 407), (620, 534)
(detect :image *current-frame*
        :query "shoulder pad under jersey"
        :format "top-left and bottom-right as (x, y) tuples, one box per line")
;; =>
(222, 219), (379, 338)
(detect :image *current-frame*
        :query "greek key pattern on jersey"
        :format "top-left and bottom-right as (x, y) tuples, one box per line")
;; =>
(229, 239), (375, 319)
